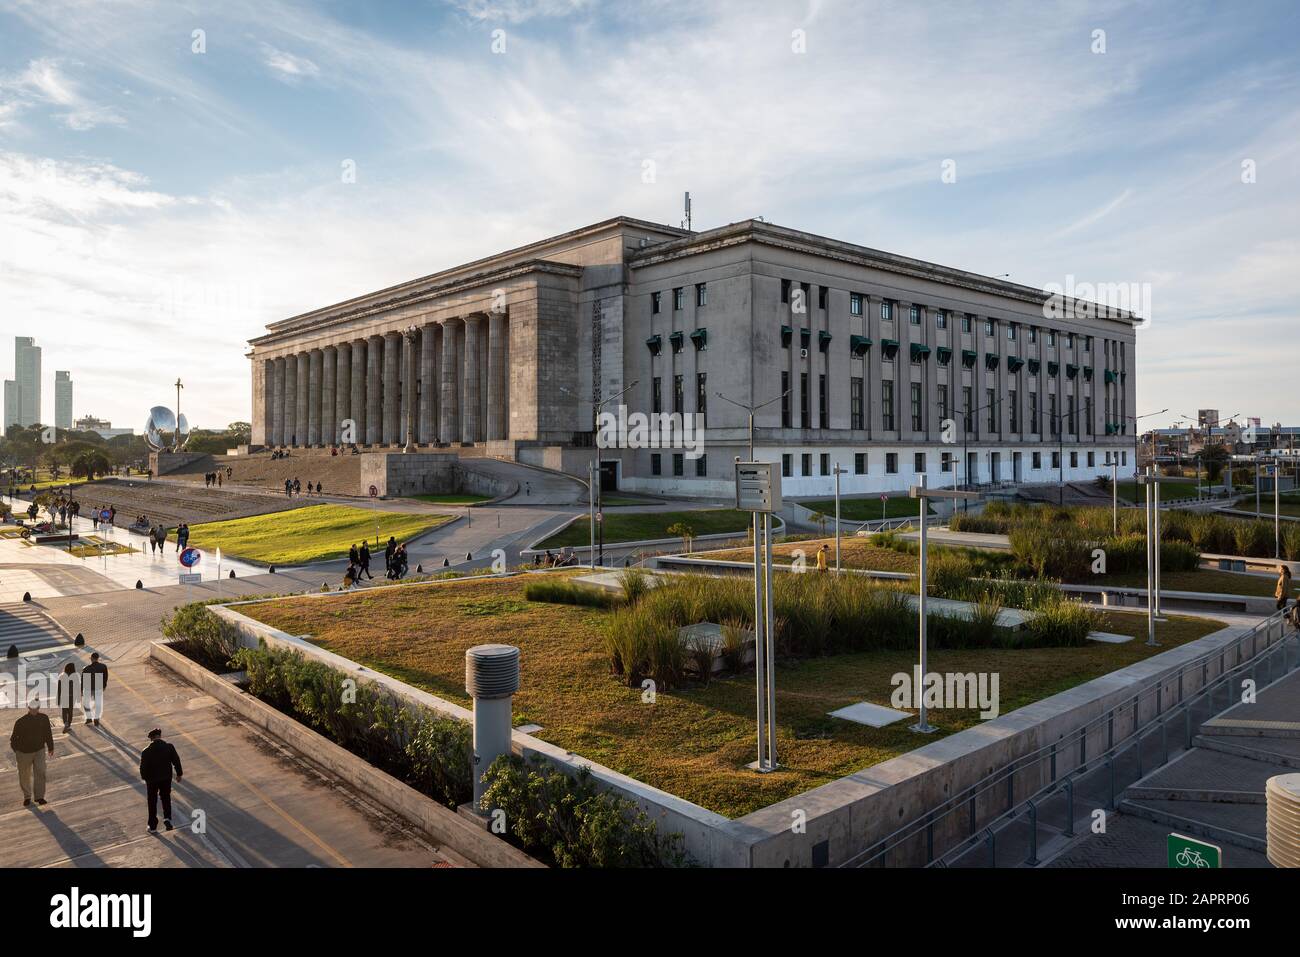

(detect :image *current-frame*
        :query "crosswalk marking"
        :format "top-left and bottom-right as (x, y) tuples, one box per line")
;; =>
(0, 603), (74, 658)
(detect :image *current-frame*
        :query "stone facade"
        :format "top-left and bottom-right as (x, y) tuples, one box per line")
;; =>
(249, 216), (1140, 496)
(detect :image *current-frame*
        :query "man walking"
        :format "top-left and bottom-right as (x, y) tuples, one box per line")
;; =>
(358, 541), (373, 579)
(139, 728), (183, 832)
(10, 700), (54, 807)
(81, 652), (109, 726)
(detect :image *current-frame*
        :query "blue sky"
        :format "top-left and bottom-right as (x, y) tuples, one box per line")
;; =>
(1, 0), (1296, 430)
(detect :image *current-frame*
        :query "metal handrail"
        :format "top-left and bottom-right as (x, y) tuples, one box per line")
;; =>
(840, 610), (1294, 867)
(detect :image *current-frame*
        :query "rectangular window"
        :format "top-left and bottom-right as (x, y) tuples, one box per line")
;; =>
(782, 453), (792, 477)
(781, 279), (791, 304)
(850, 376), (864, 430)
(886, 453), (898, 474)
(1008, 323), (1017, 341)
(941, 452), (952, 473)
(695, 454), (708, 477)
(819, 374), (828, 426)
(1048, 330), (1056, 346)
(1049, 395), (1059, 435)
(936, 310), (948, 329)
(1068, 395), (1077, 435)
(652, 377), (662, 414)
(1084, 335), (1093, 352)
(820, 453), (830, 476)
(695, 283), (707, 307)
(1122, 451), (1127, 466)
(1067, 333), (1075, 349)
(801, 453), (812, 477)
(962, 386), (973, 433)
(818, 286), (828, 310)
(910, 304), (921, 325)
(673, 453), (684, 476)
(1051, 451), (1060, 469)
(911, 382), (923, 431)
(1029, 391), (1038, 434)
(985, 318), (996, 337)
(696, 373), (707, 420)
(651, 453), (662, 475)
(673, 287), (684, 310)
(673, 374), (684, 414)
(1087, 451), (1095, 467)
(800, 373), (809, 428)
(962, 314), (972, 333)
(938, 384), (949, 424)
(781, 371), (791, 427)
(854, 452), (866, 474)
(1029, 326), (1038, 344)
(1032, 451), (1041, 469)
(881, 300), (893, 321)
(1070, 451), (1078, 468)
(986, 388), (997, 431)
(850, 292), (863, 316)
(882, 380), (895, 431)
(651, 291), (662, 314)
(914, 452), (925, 473)
(1009, 389), (1018, 432)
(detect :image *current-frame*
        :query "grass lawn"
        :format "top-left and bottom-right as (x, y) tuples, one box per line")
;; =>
(238, 574), (1224, 818)
(538, 509), (752, 549)
(408, 493), (493, 505)
(800, 496), (934, 521)
(703, 536), (919, 573)
(185, 504), (452, 565)
(1068, 568), (1297, 599)
(1116, 477), (1200, 501)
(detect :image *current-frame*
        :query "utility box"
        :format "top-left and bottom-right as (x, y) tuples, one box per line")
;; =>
(735, 462), (782, 513)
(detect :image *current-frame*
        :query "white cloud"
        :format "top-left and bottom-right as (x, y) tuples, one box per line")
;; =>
(0, 57), (125, 130)
(447, 0), (595, 24)
(260, 43), (321, 81)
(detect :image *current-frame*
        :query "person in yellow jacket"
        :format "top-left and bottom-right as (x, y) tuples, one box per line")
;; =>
(816, 543), (829, 573)
(1276, 563), (1293, 611)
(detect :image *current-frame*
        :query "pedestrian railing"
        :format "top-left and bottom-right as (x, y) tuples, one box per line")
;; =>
(840, 611), (1297, 868)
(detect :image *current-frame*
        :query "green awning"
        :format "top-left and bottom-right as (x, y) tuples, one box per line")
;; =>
(781, 324), (793, 346)
(669, 330), (684, 353)
(935, 346), (953, 364)
(961, 349), (978, 368)
(1007, 356), (1025, 372)
(881, 338), (900, 359)
(645, 335), (662, 356)
(850, 335), (872, 356)
(1066, 363), (1079, 379)
(910, 343), (931, 360)
(689, 328), (708, 350)
(1028, 358), (1041, 374)
(984, 353), (1000, 371)
(818, 330), (833, 352)
(1048, 361), (1059, 377)
(1105, 422), (1118, 435)
(1104, 368), (1118, 384)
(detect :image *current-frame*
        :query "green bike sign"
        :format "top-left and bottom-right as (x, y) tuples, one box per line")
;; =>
(1167, 832), (1221, 868)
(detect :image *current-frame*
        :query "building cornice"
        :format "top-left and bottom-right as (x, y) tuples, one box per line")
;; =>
(629, 219), (1141, 326)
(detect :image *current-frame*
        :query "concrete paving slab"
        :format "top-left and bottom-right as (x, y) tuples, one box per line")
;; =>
(828, 702), (912, 728)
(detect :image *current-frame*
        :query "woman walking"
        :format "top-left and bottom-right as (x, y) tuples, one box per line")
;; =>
(1276, 563), (1293, 611)
(57, 662), (78, 733)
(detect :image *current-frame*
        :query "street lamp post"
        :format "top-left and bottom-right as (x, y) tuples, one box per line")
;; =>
(715, 390), (790, 463)
(833, 464), (846, 573)
(1104, 451), (1118, 534)
(909, 475), (980, 733)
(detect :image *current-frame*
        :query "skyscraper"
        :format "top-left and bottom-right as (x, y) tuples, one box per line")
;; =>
(2, 379), (16, 432)
(55, 370), (73, 430)
(14, 337), (41, 427)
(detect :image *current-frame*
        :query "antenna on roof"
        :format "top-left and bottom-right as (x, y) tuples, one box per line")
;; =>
(681, 191), (692, 231)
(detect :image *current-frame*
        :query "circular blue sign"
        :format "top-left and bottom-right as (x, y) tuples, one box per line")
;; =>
(99, 509), (111, 522)
(179, 547), (202, 568)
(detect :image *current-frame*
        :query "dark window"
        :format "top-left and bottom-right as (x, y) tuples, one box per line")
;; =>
(850, 377), (864, 430)
(850, 293), (863, 316)
(986, 388), (997, 431)
(910, 382), (922, 431)
(985, 318), (996, 336)
(1049, 395), (1058, 435)
(782, 453), (792, 477)
(910, 304), (921, 325)
(938, 384), (949, 424)
(781, 279), (791, 303)
(914, 452), (925, 473)
(962, 314), (972, 333)
(1087, 450), (1095, 467)
(672, 287), (684, 310)
(1032, 451), (1041, 469)
(1009, 389), (1018, 432)
(854, 452), (866, 474)
(1008, 323), (1017, 341)
(963, 386), (973, 433)
(820, 453), (830, 476)
(672, 453), (684, 476)
(882, 380), (894, 431)
(1051, 451), (1061, 469)
(800, 373), (809, 428)
(818, 374), (827, 426)
(941, 452), (952, 473)
(801, 453), (812, 476)
(651, 292), (662, 314)
(673, 374), (683, 414)
(881, 300), (893, 321)
(695, 454), (708, 477)
(1029, 326), (1037, 344)
(652, 377), (662, 414)
(695, 283), (707, 307)
(1029, 392), (1038, 434)
(1068, 396), (1077, 435)
(651, 453), (662, 475)
(935, 310), (947, 329)
(886, 453), (898, 474)
(818, 286), (828, 310)
(781, 372), (791, 427)
(696, 373), (707, 420)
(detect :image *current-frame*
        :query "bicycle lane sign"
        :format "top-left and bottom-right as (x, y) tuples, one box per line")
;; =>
(1167, 832), (1221, 868)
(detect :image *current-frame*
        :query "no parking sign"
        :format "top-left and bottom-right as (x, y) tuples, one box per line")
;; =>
(179, 547), (203, 569)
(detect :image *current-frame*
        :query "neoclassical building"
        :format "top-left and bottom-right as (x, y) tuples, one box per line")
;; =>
(248, 216), (1140, 496)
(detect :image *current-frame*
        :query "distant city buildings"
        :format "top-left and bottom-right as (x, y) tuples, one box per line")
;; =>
(54, 370), (73, 429)
(3, 336), (42, 428)
(74, 414), (134, 439)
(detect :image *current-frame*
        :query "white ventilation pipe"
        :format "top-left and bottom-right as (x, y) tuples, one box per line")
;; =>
(1266, 773), (1300, 868)
(465, 643), (520, 810)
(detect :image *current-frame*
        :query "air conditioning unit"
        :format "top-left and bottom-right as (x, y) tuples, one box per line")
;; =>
(800, 348), (809, 359)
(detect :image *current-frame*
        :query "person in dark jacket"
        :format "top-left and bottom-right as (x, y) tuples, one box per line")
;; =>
(358, 541), (373, 579)
(139, 728), (183, 832)
(10, 701), (54, 806)
(81, 653), (108, 726)
(56, 662), (78, 733)
(384, 536), (397, 574)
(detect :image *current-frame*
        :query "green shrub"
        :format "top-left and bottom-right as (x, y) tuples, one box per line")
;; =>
(479, 754), (690, 867)
(1284, 525), (1300, 562)
(405, 716), (474, 807)
(619, 568), (651, 605)
(718, 619), (750, 673)
(1009, 525), (1090, 580)
(525, 578), (620, 608)
(1022, 597), (1101, 647)
(1233, 520), (1269, 558)
(161, 602), (243, 672)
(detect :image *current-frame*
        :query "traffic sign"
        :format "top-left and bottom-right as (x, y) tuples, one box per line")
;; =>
(99, 509), (111, 523)
(369, 485), (379, 498)
(178, 573), (201, 585)
(735, 462), (782, 513)
(179, 547), (202, 569)
(1167, 832), (1220, 868)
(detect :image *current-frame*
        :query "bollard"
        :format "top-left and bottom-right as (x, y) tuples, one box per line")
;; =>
(416, 563), (423, 574)
(229, 569), (235, 579)
(269, 565), (276, 574)
(465, 644), (520, 811)
(22, 591), (31, 602)
(74, 633), (85, 647)
(465, 552), (472, 561)
(135, 580), (143, 589)
(442, 557), (450, 567)
(6, 644), (17, 659)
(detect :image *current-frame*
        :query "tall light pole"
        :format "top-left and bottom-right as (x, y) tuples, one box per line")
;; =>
(715, 389), (789, 462)
(174, 378), (184, 452)
(833, 464), (846, 573)
(1104, 451), (1118, 534)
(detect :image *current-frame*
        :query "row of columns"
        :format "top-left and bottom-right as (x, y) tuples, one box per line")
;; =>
(262, 313), (510, 448)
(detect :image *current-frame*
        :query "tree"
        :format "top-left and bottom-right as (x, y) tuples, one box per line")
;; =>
(227, 421), (252, 442)
(72, 450), (111, 480)
(1203, 444), (1229, 483)
(666, 521), (696, 554)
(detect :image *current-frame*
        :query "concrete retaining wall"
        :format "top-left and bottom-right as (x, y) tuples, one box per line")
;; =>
(148, 639), (541, 868)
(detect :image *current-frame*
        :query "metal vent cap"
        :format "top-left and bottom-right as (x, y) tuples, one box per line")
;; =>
(465, 644), (520, 699)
